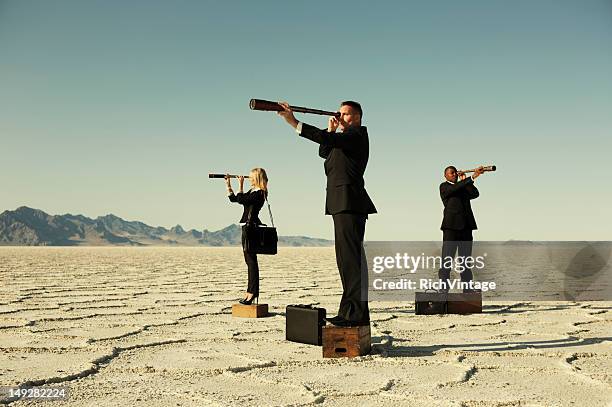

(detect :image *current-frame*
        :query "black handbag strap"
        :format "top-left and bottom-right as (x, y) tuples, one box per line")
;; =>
(265, 194), (274, 228)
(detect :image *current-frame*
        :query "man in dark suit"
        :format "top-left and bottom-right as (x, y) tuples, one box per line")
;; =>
(278, 101), (376, 327)
(439, 165), (485, 292)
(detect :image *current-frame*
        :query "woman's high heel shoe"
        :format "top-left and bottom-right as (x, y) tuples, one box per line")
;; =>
(239, 294), (258, 305)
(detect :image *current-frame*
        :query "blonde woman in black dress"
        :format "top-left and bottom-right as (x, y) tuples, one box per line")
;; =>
(225, 168), (268, 305)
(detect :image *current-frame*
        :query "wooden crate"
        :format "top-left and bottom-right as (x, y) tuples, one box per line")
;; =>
(447, 292), (482, 314)
(232, 303), (268, 318)
(322, 325), (371, 358)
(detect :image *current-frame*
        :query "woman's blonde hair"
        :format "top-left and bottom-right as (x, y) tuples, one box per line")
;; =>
(250, 168), (268, 195)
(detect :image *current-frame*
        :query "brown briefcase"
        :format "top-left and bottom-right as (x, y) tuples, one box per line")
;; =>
(415, 290), (448, 315)
(447, 291), (482, 314)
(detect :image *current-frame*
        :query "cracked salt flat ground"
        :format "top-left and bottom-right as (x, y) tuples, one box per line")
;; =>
(0, 247), (610, 406)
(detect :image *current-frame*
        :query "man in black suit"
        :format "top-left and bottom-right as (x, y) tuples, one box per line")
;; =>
(439, 165), (485, 292)
(278, 101), (376, 327)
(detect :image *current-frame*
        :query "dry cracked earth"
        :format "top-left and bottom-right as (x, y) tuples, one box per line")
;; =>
(0, 247), (610, 406)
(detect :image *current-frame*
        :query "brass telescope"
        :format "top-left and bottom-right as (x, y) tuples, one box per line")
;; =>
(458, 165), (496, 174)
(209, 173), (249, 179)
(249, 98), (341, 117)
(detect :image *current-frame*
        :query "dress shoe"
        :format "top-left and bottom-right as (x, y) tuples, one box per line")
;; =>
(327, 317), (370, 327)
(324, 315), (345, 324)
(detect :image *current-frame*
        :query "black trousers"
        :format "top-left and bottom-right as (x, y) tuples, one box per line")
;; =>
(241, 230), (259, 296)
(332, 212), (369, 322)
(438, 228), (474, 285)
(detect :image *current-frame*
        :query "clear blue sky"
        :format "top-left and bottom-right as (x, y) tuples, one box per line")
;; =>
(1, 0), (610, 240)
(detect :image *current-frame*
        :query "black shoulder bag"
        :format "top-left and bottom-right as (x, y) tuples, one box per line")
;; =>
(242, 193), (278, 255)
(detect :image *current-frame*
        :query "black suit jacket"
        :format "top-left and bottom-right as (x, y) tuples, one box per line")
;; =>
(439, 178), (479, 230)
(299, 123), (376, 215)
(228, 189), (265, 224)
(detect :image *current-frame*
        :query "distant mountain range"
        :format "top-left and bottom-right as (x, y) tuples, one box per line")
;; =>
(0, 207), (332, 247)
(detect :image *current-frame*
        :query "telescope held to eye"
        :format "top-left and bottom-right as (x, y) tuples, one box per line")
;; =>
(209, 173), (249, 179)
(459, 165), (497, 174)
(249, 99), (341, 117)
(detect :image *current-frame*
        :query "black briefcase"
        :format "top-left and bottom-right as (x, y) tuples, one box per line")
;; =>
(242, 224), (278, 255)
(242, 196), (278, 255)
(415, 290), (448, 315)
(286, 305), (326, 346)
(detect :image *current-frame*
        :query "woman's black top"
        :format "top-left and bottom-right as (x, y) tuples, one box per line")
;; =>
(228, 189), (266, 225)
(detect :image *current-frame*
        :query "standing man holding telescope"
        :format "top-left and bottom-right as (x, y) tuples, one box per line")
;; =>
(277, 100), (376, 327)
(438, 165), (488, 292)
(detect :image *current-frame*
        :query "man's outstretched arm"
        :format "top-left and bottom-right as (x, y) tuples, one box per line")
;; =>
(319, 144), (333, 158)
(277, 101), (360, 150)
(466, 183), (480, 199)
(440, 178), (474, 200)
(299, 123), (361, 149)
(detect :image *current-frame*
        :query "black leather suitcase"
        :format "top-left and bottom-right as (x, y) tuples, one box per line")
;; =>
(286, 305), (326, 345)
(415, 291), (448, 315)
